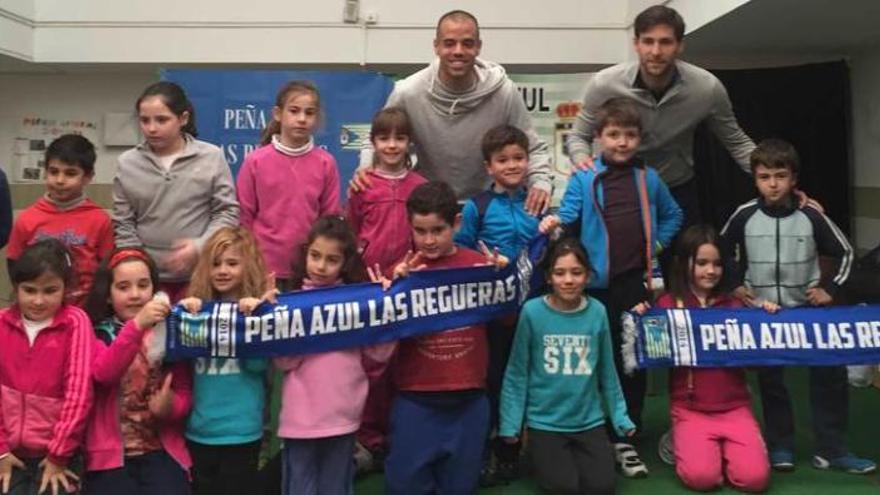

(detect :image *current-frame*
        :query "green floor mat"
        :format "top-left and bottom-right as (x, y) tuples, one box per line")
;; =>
(355, 368), (880, 494)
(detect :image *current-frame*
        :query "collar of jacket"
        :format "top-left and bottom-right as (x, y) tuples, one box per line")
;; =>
(757, 195), (797, 218)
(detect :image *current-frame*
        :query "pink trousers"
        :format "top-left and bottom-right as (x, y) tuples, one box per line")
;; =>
(671, 403), (770, 493)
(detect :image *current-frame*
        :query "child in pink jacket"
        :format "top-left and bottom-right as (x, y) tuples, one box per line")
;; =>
(82, 248), (192, 495)
(275, 217), (395, 495)
(346, 107), (425, 469)
(0, 240), (93, 495)
(347, 107), (426, 273)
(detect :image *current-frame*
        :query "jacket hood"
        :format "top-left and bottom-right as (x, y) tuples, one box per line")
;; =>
(426, 57), (508, 116)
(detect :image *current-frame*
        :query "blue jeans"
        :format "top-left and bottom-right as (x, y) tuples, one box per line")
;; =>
(758, 365), (849, 458)
(281, 434), (354, 495)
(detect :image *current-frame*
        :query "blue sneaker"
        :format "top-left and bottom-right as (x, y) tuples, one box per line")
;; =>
(769, 450), (795, 472)
(812, 453), (877, 474)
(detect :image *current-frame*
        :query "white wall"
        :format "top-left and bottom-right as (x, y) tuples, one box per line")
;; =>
(34, 0), (625, 24)
(14, 0), (697, 66)
(0, 0), (34, 60)
(849, 45), (880, 251)
(4, 0), (764, 67)
(667, 0), (750, 34)
(851, 48), (880, 188)
(0, 72), (154, 184)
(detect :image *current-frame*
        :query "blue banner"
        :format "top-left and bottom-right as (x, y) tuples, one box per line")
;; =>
(622, 305), (880, 372)
(161, 69), (394, 194)
(167, 265), (519, 359)
(165, 236), (548, 359)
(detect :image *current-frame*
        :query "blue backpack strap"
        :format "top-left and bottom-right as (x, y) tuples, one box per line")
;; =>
(471, 189), (495, 234)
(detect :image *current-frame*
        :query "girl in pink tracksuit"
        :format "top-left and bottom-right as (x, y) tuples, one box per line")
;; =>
(81, 247), (192, 495)
(346, 107), (426, 468)
(0, 239), (93, 495)
(237, 80), (342, 289)
(348, 107), (426, 273)
(275, 217), (395, 495)
(634, 225), (771, 493)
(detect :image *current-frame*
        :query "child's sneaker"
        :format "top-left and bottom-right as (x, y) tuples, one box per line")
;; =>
(496, 459), (520, 483)
(768, 449), (795, 472)
(368, 447), (387, 474)
(614, 443), (648, 478)
(812, 453), (877, 474)
(479, 463), (503, 487)
(657, 430), (675, 466)
(493, 437), (521, 483)
(353, 441), (374, 477)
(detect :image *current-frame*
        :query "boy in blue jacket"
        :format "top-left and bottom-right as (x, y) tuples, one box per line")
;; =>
(540, 97), (682, 477)
(455, 124), (540, 484)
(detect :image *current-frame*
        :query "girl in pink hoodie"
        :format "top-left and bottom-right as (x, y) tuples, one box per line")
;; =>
(82, 247), (192, 495)
(275, 216), (395, 495)
(0, 239), (93, 495)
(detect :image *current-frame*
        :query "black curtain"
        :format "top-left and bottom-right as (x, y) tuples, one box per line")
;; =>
(693, 61), (851, 235)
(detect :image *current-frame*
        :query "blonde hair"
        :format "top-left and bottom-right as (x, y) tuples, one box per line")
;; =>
(187, 227), (269, 300)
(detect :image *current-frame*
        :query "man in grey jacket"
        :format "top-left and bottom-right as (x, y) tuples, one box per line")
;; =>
(355, 10), (552, 213)
(568, 5), (754, 226)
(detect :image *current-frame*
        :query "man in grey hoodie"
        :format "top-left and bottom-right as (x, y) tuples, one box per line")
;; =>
(355, 10), (552, 214)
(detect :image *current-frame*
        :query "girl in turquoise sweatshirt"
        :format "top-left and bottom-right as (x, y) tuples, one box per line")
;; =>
(499, 238), (634, 495)
(178, 227), (274, 495)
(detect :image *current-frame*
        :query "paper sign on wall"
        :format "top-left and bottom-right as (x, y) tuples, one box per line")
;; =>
(11, 117), (100, 183)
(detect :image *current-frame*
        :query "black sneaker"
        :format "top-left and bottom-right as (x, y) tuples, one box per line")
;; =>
(496, 460), (520, 483)
(479, 464), (503, 487)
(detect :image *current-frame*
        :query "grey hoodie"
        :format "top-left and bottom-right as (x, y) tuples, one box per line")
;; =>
(361, 58), (551, 199)
(113, 136), (239, 281)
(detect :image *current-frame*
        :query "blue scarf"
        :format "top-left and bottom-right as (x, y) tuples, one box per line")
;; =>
(622, 305), (880, 373)
(166, 236), (548, 359)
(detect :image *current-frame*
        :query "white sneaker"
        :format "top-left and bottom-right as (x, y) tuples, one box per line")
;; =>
(614, 443), (649, 478)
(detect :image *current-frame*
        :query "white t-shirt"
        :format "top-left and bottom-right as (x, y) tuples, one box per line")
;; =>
(158, 151), (182, 171)
(23, 317), (51, 346)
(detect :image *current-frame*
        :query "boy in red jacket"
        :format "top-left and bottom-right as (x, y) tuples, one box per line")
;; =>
(7, 134), (114, 305)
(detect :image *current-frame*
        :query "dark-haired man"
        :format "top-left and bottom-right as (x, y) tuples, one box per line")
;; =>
(569, 4), (754, 227)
